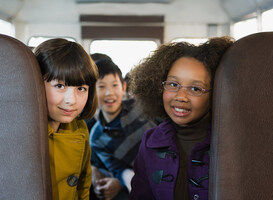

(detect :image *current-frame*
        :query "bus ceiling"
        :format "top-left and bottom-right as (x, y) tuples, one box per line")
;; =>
(1, 0), (273, 22)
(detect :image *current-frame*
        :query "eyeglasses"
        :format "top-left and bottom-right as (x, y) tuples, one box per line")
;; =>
(162, 81), (210, 96)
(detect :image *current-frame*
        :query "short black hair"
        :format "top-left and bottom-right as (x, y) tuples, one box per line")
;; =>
(90, 53), (112, 64)
(96, 59), (123, 83)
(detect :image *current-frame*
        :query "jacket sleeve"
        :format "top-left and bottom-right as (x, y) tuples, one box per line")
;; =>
(91, 144), (127, 188)
(90, 124), (128, 188)
(77, 129), (92, 200)
(130, 132), (155, 200)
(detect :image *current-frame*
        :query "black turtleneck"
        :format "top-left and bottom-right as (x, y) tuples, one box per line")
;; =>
(174, 112), (211, 200)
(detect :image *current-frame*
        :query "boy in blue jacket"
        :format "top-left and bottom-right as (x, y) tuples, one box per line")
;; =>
(89, 58), (155, 200)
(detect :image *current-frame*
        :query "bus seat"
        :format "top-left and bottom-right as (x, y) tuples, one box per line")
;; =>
(209, 32), (273, 199)
(0, 34), (52, 199)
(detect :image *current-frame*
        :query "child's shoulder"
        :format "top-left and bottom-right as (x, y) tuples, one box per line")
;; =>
(121, 98), (135, 110)
(70, 118), (89, 134)
(74, 118), (88, 127)
(142, 120), (176, 148)
(149, 119), (174, 131)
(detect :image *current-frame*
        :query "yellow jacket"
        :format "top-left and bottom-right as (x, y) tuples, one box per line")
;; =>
(48, 118), (91, 200)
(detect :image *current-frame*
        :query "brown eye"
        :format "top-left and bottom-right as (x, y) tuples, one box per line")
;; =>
(190, 86), (202, 92)
(166, 81), (179, 89)
(188, 86), (203, 96)
(55, 84), (65, 89)
(78, 86), (88, 92)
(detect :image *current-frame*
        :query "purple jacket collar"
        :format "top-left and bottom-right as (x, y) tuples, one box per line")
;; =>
(146, 120), (177, 148)
(146, 119), (211, 149)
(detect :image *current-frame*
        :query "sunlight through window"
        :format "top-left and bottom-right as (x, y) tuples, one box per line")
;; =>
(28, 36), (76, 48)
(0, 19), (15, 37)
(172, 38), (208, 45)
(262, 8), (273, 31)
(90, 40), (158, 77)
(233, 18), (258, 40)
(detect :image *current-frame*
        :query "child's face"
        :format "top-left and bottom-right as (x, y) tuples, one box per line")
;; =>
(163, 57), (211, 126)
(44, 79), (89, 131)
(96, 74), (126, 122)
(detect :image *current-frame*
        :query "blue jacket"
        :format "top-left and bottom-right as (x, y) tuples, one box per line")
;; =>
(130, 120), (210, 200)
(90, 99), (155, 188)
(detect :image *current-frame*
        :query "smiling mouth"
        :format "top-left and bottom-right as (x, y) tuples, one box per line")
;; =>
(59, 107), (76, 114)
(174, 107), (190, 113)
(105, 99), (116, 104)
(172, 106), (191, 117)
(106, 99), (114, 102)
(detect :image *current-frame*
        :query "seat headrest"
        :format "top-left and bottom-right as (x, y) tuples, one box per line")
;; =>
(0, 34), (52, 199)
(209, 32), (273, 199)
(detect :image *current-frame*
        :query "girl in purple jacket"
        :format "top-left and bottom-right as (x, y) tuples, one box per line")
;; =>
(129, 37), (234, 200)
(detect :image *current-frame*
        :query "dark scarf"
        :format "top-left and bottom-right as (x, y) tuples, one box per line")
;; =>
(174, 112), (211, 200)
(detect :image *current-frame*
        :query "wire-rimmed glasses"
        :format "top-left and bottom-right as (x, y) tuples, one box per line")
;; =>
(162, 81), (210, 96)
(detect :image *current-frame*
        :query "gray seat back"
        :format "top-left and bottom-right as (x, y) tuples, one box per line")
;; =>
(0, 34), (52, 199)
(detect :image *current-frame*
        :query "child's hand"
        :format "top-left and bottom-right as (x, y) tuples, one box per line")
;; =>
(95, 177), (122, 200)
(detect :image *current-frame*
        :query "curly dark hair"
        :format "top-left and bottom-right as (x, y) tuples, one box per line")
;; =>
(129, 36), (234, 120)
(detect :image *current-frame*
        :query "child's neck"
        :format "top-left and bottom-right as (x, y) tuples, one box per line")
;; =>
(174, 112), (210, 156)
(102, 107), (122, 123)
(48, 120), (60, 133)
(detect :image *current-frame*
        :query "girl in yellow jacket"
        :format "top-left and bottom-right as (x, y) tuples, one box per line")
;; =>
(34, 38), (98, 200)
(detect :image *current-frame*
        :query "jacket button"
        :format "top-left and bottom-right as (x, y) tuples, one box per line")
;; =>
(194, 194), (199, 200)
(67, 175), (78, 187)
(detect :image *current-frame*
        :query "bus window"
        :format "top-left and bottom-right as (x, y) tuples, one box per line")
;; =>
(262, 8), (273, 31)
(0, 19), (15, 37)
(90, 40), (158, 77)
(233, 18), (258, 40)
(172, 38), (208, 45)
(28, 36), (76, 48)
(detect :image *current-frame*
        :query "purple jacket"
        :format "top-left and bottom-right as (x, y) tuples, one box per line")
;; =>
(130, 120), (210, 200)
